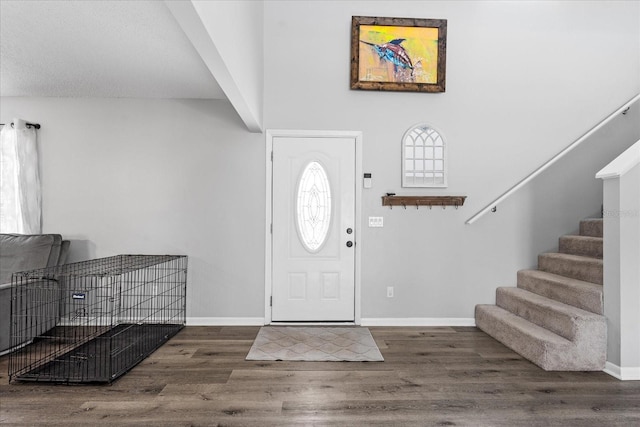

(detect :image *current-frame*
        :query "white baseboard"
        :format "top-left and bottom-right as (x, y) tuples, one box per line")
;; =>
(604, 361), (640, 381)
(186, 317), (265, 326)
(361, 318), (476, 327)
(185, 317), (476, 327)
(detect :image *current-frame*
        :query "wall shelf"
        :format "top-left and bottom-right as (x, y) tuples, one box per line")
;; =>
(381, 195), (467, 209)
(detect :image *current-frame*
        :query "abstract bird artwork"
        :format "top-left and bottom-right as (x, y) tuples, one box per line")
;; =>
(351, 16), (447, 93)
(359, 38), (419, 82)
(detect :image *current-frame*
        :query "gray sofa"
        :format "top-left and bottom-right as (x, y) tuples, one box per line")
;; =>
(0, 234), (70, 355)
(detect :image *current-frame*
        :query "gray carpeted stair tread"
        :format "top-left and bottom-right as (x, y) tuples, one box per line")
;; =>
(538, 252), (603, 285)
(476, 304), (605, 371)
(476, 304), (571, 345)
(559, 235), (602, 259)
(517, 269), (603, 315)
(579, 218), (603, 238)
(475, 305), (574, 370)
(496, 287), (604, 341)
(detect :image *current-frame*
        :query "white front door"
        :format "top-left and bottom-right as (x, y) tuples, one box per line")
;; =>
(271, 135), (357, 322)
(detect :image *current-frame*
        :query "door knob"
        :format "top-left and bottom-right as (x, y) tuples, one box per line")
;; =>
(346, 241), (353, 248)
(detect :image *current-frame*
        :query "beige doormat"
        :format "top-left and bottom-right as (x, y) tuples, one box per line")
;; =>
(245, 326), (384, 362)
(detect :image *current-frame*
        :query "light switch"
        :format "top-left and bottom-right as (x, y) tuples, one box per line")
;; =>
(368, 217), (383, 227)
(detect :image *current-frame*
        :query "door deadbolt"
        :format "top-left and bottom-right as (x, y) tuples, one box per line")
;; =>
(346, 241), (353, 248)
(346, 228), (353, 234)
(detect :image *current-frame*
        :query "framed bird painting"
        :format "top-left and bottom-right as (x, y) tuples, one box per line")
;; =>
(351, 16), (447, 93)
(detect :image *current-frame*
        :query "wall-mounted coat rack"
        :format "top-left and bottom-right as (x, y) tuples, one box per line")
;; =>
(382, 195), (467, 209)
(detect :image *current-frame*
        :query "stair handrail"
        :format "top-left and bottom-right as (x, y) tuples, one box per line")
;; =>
(466, 93), (640, 225)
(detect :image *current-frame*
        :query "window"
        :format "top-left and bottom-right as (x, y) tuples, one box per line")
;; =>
(0, 121), (41, 233)
(402, 124), (447, 188)
(296, 161), (332, 252)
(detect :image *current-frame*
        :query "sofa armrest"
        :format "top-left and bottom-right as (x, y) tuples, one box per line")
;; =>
(0, 282), (13, 353)
(59, 240), (71, 265)
(0, 279), (61, 355)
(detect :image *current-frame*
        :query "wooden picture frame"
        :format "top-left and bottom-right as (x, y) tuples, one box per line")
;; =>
(351, 16), (447, 93)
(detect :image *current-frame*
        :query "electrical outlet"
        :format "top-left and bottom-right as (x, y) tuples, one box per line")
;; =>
(369, 217), (383, 227)
(387, 286), (394, 298)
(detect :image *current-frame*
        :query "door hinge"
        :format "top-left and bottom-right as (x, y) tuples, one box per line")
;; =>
(270, 296), (273, 307)
(270, 151), (273, 161)
(270, 223), (273, 234)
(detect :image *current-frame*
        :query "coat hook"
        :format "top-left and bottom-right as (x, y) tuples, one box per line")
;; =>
(491, 206), (497, 213)
(402, 202), (406, 210)
(416, 202), (420, 210)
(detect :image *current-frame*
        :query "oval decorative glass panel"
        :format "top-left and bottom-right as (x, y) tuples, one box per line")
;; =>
(296, 161), (332, 252)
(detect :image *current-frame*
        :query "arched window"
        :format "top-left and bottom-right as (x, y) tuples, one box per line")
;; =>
(402, 124), (447, 188)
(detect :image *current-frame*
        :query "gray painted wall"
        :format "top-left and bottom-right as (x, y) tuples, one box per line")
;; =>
(263, 1), (640, 319)
(1, 1), (639, 322)
(0, 98), (266, 319)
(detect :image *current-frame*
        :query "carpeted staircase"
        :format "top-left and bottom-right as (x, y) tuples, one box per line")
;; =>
(476, 218), (606, 371)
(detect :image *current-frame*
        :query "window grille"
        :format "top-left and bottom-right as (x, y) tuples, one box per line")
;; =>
(402, 124), (447, 188)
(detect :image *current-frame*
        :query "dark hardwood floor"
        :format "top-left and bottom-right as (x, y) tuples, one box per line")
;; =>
(1, 326), (639, 426)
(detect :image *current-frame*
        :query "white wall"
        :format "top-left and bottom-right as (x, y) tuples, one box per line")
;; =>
(165, 0), (264, 131)
(263, 0), (640, 320)
(601, 157), (640, 379)
(192, 0), (264, 130)
(1, 1), (639, 324)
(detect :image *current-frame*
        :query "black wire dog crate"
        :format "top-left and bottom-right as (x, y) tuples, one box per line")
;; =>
(8, 255), (187, 384)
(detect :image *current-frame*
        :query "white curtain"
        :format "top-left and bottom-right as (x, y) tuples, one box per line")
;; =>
(0, 118), (42, 234)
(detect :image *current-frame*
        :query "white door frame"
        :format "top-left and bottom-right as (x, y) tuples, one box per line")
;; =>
(265, 129), (362, 325)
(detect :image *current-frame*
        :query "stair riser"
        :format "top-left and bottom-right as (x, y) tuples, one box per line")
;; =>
(475, 305), (571, 371)
(579, 220), (603, 238)
(559, 236), (602, 259)
(496, 288), (601, 342)
(517, 270), (603, 315)
(538, 255), (603, 285)
(475, 305), (606, 371)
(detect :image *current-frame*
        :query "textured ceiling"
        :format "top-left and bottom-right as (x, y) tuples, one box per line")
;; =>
(0, 0), (226, 99)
